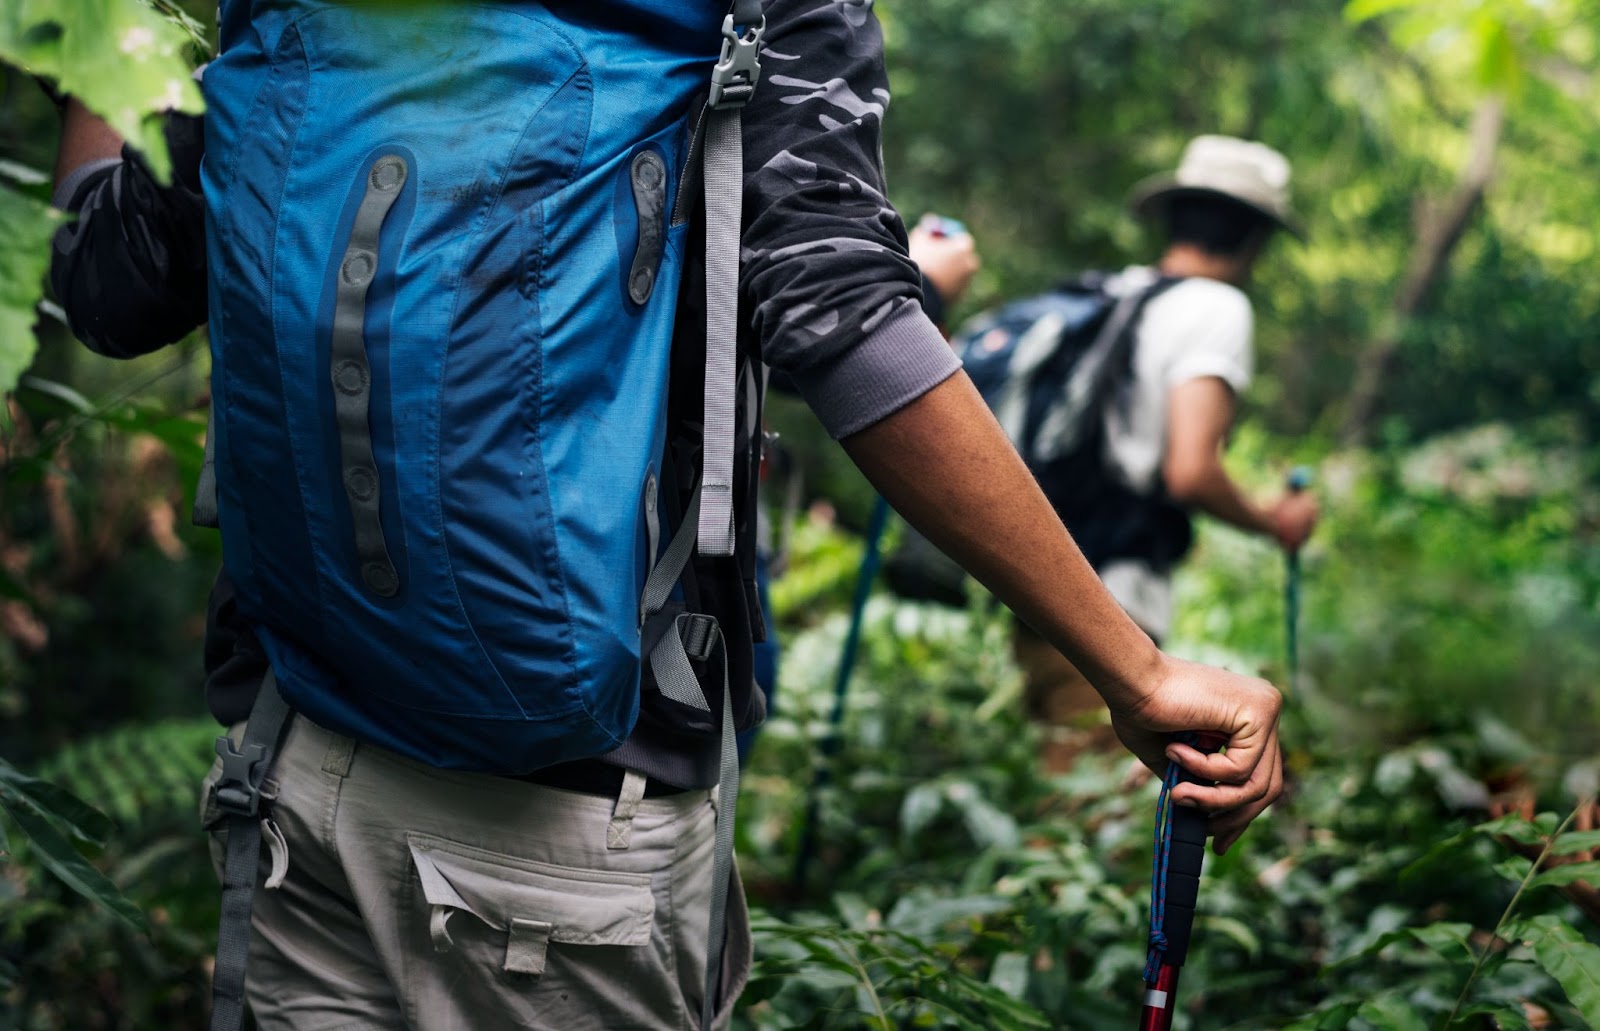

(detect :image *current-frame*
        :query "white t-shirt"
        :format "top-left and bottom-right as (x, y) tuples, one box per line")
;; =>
(1093, 266), (1254, 639)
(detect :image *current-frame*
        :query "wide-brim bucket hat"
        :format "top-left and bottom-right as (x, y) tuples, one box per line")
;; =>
(1130, 134), (1305, 241)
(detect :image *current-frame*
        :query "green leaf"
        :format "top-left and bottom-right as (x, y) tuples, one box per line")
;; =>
(0, 790), (147, 931)
(0, 773), (113, 848)
(1476, 811), (1561, 846)
(1494, 855), (1536, 882)
(1512, 914), (1600, 1024)
(1553, 831), (1600, 856)
(1529, 861), (1600, 890)
(0, 0), (204, 181)
(0, 186), (61, 396)
(901, 782), (944, 840)
(1355, 992), (1430, 1031)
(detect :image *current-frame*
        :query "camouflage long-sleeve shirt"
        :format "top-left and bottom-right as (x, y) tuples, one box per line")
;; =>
(54, 0), (958, 441)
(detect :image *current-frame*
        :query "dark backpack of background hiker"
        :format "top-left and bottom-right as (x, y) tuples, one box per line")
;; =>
(884, 274), (1193, 605)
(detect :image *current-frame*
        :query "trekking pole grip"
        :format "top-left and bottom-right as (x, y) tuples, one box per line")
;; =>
(1157, 731), (1227, 967)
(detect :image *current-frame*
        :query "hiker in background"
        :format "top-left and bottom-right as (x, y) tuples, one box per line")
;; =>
(1002, 135), (1321, 770)
(48, 12), (1288, 1028)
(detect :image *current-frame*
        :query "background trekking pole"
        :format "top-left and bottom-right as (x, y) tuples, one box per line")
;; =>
(1284, 466), (1312, 694)
(790, 494), (892, 894)
(1140, 732), (1227, 1031)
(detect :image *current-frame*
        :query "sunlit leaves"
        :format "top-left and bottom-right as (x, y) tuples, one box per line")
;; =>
(1345, 0), (1597, 97)
(0, 0), (203, 181)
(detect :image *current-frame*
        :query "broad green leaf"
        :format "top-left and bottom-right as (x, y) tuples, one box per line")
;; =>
(1356, 992), (1430, 1031)
(0, 186), (61, 396)
(0, 759), (113, 846)
(1553, 831), (1600, 856)
(0, 0), (203, 181)
(1476, 811), (1561, 846)
(1529, 861), (1600, 890)
(1494, 855), (1536, 882)
(1513, 914), (1600, 1024)
(1453, 1001), (1533, 1031)
(0, 791), (146, 931)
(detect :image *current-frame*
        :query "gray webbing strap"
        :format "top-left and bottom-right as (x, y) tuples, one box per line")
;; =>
(209, 670), (293, 1031)
(331, 154), (407, 598)
(647, 613), (737, 1029)
(697, 9), (764, 557)
(697, 105), (742, 558)
(193, 403), (219, 528)
(641, 487), (702, 627)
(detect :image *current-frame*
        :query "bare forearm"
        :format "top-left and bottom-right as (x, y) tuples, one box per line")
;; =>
(841, 372), (1163, 710)
(54, 99), (124, 190)
(1170, 459), (1274, 538)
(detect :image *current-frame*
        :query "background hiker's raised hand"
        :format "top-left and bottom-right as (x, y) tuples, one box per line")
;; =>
(1107, 655), (1286, 855)
(1270, 491), (1319, 553)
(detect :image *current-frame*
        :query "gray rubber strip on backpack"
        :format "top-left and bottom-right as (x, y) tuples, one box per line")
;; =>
(331, 154), (407, 597)
(696, 103), (743, 558)
(209, 669), (293, 1031)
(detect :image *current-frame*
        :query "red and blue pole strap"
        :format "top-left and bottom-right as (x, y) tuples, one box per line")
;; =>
(1139, 731), (1227, 1031)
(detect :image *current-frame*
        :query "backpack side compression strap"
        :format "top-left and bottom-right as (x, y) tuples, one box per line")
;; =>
(209, 670), (293, 1031)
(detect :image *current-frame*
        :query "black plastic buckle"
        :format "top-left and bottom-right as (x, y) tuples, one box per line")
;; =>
(680, 613), (721, 662)
(213, 736), (267, 818)
(708, 14), (764, 110)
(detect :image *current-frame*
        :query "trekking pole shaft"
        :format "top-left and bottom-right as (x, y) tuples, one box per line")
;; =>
(791, 495), (892, 892)
(1283, 467), (1311, 693)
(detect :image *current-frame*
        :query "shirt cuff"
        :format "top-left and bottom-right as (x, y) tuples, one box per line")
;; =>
(788, 301), (963, 440)
(53, 157), (122, 211)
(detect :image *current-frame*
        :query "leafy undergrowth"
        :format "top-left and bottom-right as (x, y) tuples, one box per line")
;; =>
(2, 426), (1596, 1029)
(736, 426), (1600, 1029)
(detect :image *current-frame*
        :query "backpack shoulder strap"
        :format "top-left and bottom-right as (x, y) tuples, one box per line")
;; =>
(1031, 275), (1184, 463)
(696, 1), (764, 558)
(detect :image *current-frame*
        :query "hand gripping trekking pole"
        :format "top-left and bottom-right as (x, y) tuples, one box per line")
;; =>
(1284, 467), (1312, 694)
(1139, 731), (1227, 1031)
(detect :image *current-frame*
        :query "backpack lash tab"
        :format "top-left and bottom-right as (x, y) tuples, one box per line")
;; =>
(627, 150), (668, 305)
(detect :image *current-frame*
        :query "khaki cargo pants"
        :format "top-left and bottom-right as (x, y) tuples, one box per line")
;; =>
(201, 715), (751, 1030)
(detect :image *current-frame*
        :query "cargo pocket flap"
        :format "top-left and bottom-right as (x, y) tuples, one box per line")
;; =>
(407, 833), (654, 954)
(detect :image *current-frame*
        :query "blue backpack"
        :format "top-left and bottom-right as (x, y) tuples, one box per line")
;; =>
(201, 5), (768, 1029)
(201, 0), (766, 777)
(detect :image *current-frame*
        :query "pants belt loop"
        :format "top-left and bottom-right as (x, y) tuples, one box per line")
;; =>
(320, 733), (357, 778)
(607, 770), (649, 850)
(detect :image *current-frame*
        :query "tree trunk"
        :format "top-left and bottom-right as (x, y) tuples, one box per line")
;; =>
(1339, 96), (1505, 445)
